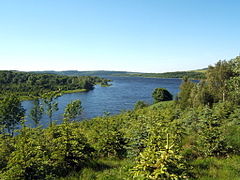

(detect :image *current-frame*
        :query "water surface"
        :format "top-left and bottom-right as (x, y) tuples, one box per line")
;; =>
(23, 76), (183, 127)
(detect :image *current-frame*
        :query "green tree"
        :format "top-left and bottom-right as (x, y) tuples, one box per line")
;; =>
(190, 81), (214, 107)
(83, 116), (127, 158)
(152, 88), (173, 103)
(62, 99), (84, 173)
(30, 99), (44, 127)
(132, 118), (188, 179)
(0, 134), (14, 170)
(206, 60), (233, 102)
(177, 77), (195, 108)
(44, 124), (94, 177)
(228, 56), (240, 104)
(0, 95), (25, 135)
(63, 99), (83, 122)
(0, 127), (51, 179)
(42, 91), (61, 126)
(196, 107), (228, 157)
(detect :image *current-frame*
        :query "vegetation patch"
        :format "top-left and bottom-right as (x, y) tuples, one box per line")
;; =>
(0, 56), (239, 179)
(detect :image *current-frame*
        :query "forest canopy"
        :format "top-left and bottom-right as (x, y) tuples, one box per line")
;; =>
(0, 71), (109, 99)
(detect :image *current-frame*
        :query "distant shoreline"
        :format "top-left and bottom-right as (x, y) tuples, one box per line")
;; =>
(111, 74), (203, 80)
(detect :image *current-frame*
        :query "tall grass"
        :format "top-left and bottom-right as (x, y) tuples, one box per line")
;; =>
(59, 158), (134, 180)
(191, 156), (240, 180)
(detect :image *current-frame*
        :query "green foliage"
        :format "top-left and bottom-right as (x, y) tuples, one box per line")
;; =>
(0, 71), (107, 99)
(0, 96), (240, 179)
(228, 56), (240, 104)
(0, 95), (25, 134)
(191, 156), (240, 180)
(177, 77), (195, 108)
(206, 60), (233, 102)
(132, 113), (189, 179)
(0, 134), (14, 170)
(30, 99), (44, 127)
(120, 70), (206, 79)
(191, 81), (214, 107)
(58, 159), (133, 180)
(152, 88), (173, 103)
(134, 100), (149, 110)
(195, 107), (228, 157)
(44, 123), (94, 177)
(82, 116), (127, 158)
(0, 127), (51, 180)
(42, 91), (61, 126)
(133, 142), (188, 180)
(178, 57), (240, 108)
(180, 102), (239, 158)
(1, 57), (240, 179)
(63, 100), (83, 122)
(0, 123), (94, 179)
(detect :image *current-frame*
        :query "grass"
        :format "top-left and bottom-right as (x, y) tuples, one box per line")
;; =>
(59, 155), (240, 179)
(100, 84), (112, 87)
(19, 95), (39, 101)
(192, 69), (208, 73)
(58, 158), (134, 180)
(61, 89), (88, 94)
(148, 100), (174, 110)
(191, 156), (240, 180)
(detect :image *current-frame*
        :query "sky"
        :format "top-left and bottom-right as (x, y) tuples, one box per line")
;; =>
(0, 0), (240, 73)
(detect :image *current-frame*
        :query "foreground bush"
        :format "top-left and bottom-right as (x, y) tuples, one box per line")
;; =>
(0, 123), (93, 179)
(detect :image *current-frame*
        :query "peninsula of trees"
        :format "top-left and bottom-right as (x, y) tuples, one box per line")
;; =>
(0, 71), (110, 100)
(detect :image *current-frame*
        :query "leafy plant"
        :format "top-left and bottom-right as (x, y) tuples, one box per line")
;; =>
(63, 99), (83, 122)
(152, 88), (173, 103)
(30, 99), (44, 127)
(132, 133), (189, 180)
(0, 95), (25, 135)
(134, 100), (149, 110)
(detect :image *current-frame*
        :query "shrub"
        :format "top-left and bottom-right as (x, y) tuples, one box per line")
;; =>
(134, 100), (149, 110)
(152, 88), (173, 103)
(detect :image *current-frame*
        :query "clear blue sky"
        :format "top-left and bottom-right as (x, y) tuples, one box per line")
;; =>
(0, 0), (239, 73)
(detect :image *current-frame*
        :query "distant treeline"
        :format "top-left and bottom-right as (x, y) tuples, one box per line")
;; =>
(115, 70), (206, 79)
(29, 69), (206, 79)
(0, 71), (109, 99)
(30, 70), (134, 76)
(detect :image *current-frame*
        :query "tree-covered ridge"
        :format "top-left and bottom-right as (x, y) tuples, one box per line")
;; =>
(30, 69), (206, 79)
(30, 70), (137, 76)
(0, 71), (109, 99)
(114, 70), (206, 79)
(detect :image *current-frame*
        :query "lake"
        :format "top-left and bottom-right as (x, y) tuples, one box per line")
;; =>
(22, 76), (183, 127)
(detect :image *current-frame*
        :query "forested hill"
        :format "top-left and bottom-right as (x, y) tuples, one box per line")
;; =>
(30, 69), (206, 79)
(0, 71), (108, 99)
(115, 69), (207, 79)
(30, 70), (137, 76)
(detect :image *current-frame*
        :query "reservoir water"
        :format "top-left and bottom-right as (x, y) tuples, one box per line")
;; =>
(22, 76), (183, 127)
